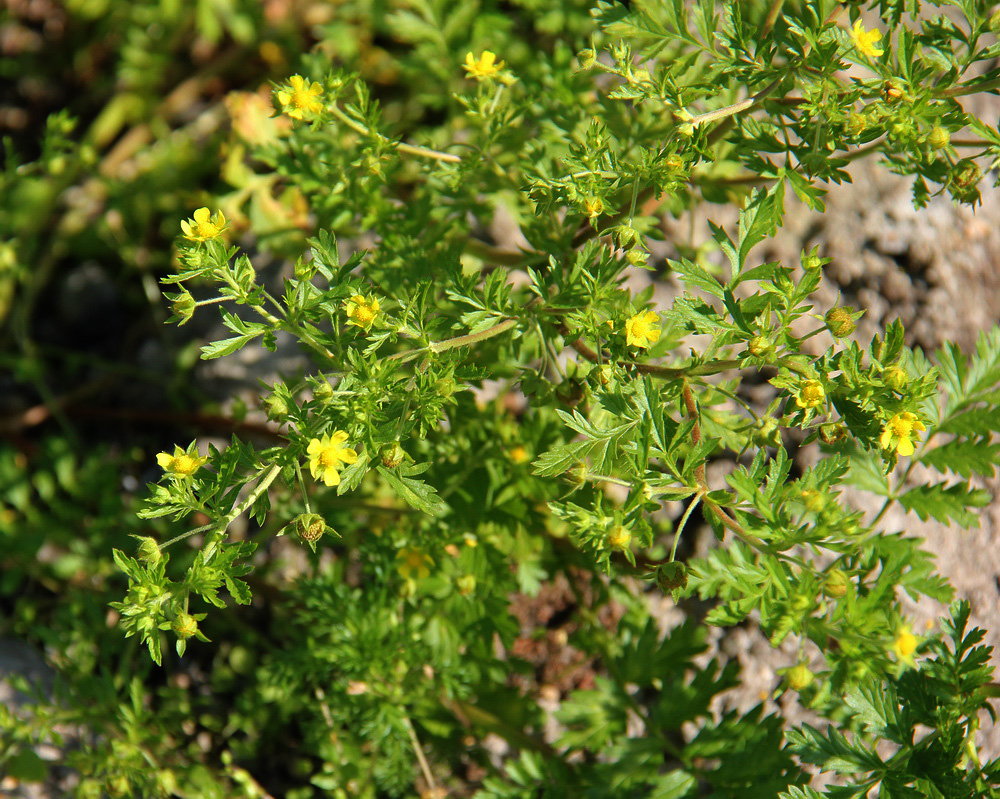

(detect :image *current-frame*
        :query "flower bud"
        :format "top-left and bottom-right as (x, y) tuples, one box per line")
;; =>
(293, 512), (327, 543)
(655, 562), (687, 592)
(435, 378), (457, 398)
(883, 365), (907, 392)
(607, 525), (632, 550)
(456, 574), (476, 596)
(625, 249), (649, 267)
(754, 416), (782, 448)
(563, 462), (588, 488)
(801, 251), (823, 271)
(799, 489), (826, 514)
(171, 612), (199, 639)
(583, 196), (604, 218)
(881, 81), (904, 103)
(313, 380), (333, 402)
(785, 663), (814, 691)
(824, 568), (849, 598)
(262, 393), (290, 422)
(135, 536), (162, 565)
(381, 442), (406, 468)
(825, 307), (857, 338)
(926, 126), (950, 150)
(170, 290), (196, 325)
(844, 112), (867, 138)
(746, 335), (774, 359)
(577, 48), (596, 69)
(818, 422), (847, 445)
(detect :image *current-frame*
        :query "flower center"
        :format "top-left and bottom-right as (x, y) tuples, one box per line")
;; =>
(354, 305), (375, 323)
(890, 417), (913, 437)
(318, 448), (339, 468)
(173, 455), (196, 474)
(291, 89), (313, 109)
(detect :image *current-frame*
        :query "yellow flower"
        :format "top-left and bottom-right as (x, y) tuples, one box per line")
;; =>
(397, 547), (433, 580)
(275, 75), (324, 120)
(180, 208), (227, 242)
(795, 379), (826, 409)
(625, 310), (661, 349)
(344, 294), (380, 331)
(850, 19), (884, 59)
(307, 431), (358, 487)
(892, 624), (918, 667)
(156, 444), (208, 478)
(880, 411), (926, 457)
(463, 51), (504, 81)
(583, 197), (604, 218)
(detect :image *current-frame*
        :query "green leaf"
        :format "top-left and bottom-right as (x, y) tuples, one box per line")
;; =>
(844, 681), (908, 745)
(897, 481), (990, 527)
(377, 466), (447, 516)
(919, 439), (1000, 478)
(669, 256), (725, 297)
(200, 334), (260, 360)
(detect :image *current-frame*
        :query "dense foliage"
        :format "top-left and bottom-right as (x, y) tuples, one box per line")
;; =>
(2, 1), (1000, 797)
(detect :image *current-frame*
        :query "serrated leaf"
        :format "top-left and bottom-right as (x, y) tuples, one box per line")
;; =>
(531, 442), (587, 477)
(844, 681), (907, 744)
(377, 466), (447, 516)
(225, 575), (252, 605)
(668, 256), (725, 297)
(919, 439), (1000, 478)
(200, 334), (258, 360)
(897, 481), (990, 528)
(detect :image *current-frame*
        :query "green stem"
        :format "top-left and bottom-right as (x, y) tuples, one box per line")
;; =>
(329, 104), (461, 164)
(388, 317), (518, 364)
(670, 492), (703, 562)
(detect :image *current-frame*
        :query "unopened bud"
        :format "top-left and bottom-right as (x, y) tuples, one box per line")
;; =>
(170, 290), (197, 324)
(927, 126), (950, 150)
(608, 525), (632, 550)
(564, 462), (588, 488)
(312, 380), (333, 402)
(577, 48), (596, 69)
(818, 422), (847, 445)
(824, 568), (849, 598)
(262, 394), (290, 422)
(293, 512), (327, 544)
(786, 663), (814, 691)
(746, 335), (774, 358)
(172, 612), (199, 639)
(625, 249), (649, 267)
(881, 81), (904, 103)
(381, 442), (406, 468)
(135, 536), (162, 565)
(456, 574), (476, 596)
(825, 307), (857, 338)
(883, 365), (907, 392)
(655, 562), (687, 592)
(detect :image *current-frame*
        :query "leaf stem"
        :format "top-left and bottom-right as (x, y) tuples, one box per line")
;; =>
(329, 104), (462, 164)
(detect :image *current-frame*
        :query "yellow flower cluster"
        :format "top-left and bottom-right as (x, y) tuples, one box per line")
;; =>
(307, 431), (358, 487)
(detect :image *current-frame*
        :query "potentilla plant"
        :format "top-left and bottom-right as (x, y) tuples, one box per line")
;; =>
(112, 1), (1000, 796)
